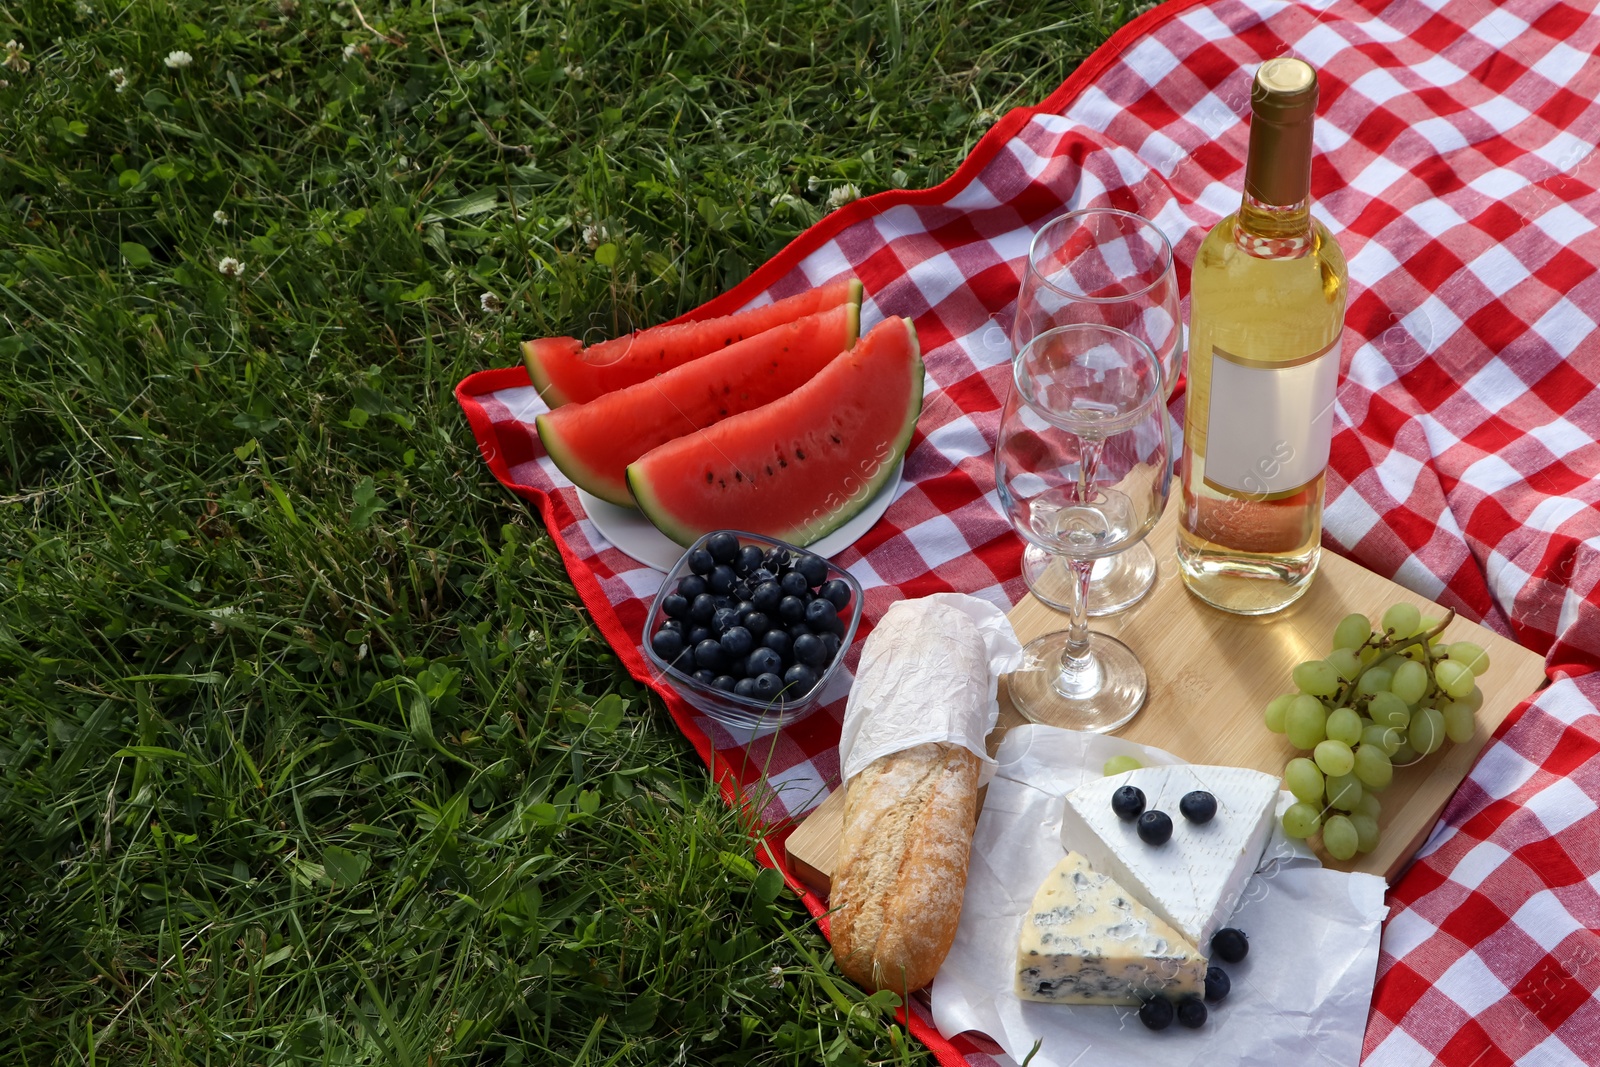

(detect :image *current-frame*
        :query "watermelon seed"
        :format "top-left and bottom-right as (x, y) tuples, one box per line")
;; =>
(795, 448), (806, 460)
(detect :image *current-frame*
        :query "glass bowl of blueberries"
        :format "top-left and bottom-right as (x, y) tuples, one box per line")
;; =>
(642, 530), (863, 730)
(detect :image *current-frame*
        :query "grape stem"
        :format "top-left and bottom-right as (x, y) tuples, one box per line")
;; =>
(1338, 609), (1456, 708)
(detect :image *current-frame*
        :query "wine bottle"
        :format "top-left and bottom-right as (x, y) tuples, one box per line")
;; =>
(1177, 57), (1348, 615)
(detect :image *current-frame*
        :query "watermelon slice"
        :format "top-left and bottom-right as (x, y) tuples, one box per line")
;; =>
(627, 316), (923, 547)
(535, 303), (862, 506)
(522, 277), (863, 406)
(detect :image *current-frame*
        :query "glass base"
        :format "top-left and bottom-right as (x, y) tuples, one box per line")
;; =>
(1023, 541), (1158, 618)
(1008, 631), (1148, 733)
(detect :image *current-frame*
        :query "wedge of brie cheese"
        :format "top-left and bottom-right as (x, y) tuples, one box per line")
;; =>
(1016, 852), (1205, 1004)
(1060, 763), (1279, 950)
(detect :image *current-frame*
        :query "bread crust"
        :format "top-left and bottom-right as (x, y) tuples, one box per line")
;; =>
(829, 741), (980, 994)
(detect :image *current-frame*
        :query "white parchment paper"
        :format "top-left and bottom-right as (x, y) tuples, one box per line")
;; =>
(930, 725), (1389, 1067)
(838, 594), (1024, 785)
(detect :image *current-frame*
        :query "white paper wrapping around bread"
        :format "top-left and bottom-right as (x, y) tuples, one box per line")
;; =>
(838, 593), (1024, 786)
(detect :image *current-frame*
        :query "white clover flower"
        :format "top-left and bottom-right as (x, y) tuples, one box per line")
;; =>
(479, 292), (502, 313)
(342, 43), (358, 59)
(562, 63), (584, 80)
(974, 108), (997, 129)
(806, 175), (822, 192)
(768, 192), (804, 211)
(76, 0), (95, 15)
(164, 50), (193, 69)
(212, 208), (229, 224)
(3, 40), (29, 74)
(217, 256), (243, 278)
(108, 67), (127, 91)
(826, 183), (861, 209)
(766, 965), (784, 989)
(581, 223), (609, 249)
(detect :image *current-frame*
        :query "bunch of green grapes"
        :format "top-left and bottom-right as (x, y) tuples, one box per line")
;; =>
(1263, 603), (1490, 861)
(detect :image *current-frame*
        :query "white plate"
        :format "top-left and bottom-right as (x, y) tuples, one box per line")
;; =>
(577, 459), (905, 572)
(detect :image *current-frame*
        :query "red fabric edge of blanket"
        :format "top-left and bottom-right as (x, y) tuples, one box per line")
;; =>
(452, 0), (1249, 1061)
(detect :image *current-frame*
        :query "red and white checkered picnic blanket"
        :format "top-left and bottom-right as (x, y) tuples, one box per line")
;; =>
(456, 0), (1600, 1061)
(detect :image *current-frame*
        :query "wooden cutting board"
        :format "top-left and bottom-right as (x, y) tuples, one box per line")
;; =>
(784, 502), (1548, 893)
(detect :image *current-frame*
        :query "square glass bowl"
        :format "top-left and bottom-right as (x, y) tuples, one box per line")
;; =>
(641, 531), (863, 731)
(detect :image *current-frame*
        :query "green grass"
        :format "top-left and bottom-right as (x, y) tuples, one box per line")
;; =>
(0, 1), (1136, 1062)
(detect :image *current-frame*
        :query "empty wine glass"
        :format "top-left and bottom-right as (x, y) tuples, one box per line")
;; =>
(997, 324), (1172, 732)
(1012, 208), (1180, 617)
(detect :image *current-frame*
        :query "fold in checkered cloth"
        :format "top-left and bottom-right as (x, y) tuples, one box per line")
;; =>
(456, 0), (1600, 1062)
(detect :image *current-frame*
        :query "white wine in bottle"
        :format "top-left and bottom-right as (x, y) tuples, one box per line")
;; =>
(1177, 57), (1348, 615)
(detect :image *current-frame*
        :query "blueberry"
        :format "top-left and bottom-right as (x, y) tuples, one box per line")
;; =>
(792, 633), (828, 668)
(709, 564), (737, 596)
(783, 663), (819, 697)
(1176, 996), (1207, 1028)
(689, 593), (716, 624)
(710, 594), (732, 610)
(659, 618), (684, 634)
(686, 625), (711, 645)
(820, 632), (842, 661)
(742, 611), (770, 637)
(750, 581), (782, 614)
(780, 570), (810, 598)
(746, 646), (783, 677)
(737, 545), (765, 575)
(712, 606), (741, 635)
(819, 578), (852, 611)
(749, 567), (775, 585)
(711, 675), (737, 692)
(787, 621), (813, 641)
(804, 598), (839, 633)
(676, 574), (708, 601)
(778, 595), (806, 623)
(720, 626), (754, 659)
(733, 677), (759, 698)
(1180, 790), (1217, 824)
(651, 628), (685, 662)
(686, 548), (715, 575)
(662, 593), (689, 620)
(731, 582), (751, 602)
(795, 555), (828, 589)
(735, 599), (754, 616)
(1210, 928), (1248, 964)
(752, 672), (783, 700)
(1204, 966), (1230, 1003)
(705, 532), (740, 564)
(1111, 785), (1145, 821)
(1138, 997), (1174, 1031)
(693, 668), (716, 685)
(693, 639), (724, 673)
(1136, 810), (1173, 846)
(761, 629), (791, 659)
(764, 548), (791, 572)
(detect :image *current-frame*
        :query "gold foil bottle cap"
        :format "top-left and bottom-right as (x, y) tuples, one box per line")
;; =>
(1252, 58), (1318, 123)
(1244, 57), (1319, 208)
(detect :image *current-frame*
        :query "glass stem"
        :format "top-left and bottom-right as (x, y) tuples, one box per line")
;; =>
(1057, 435), (1103, 691)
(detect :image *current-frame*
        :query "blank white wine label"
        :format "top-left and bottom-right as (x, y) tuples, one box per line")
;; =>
(1203, 337), (1339, 496)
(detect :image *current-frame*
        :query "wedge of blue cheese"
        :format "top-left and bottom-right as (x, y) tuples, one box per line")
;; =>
(1016, 852), (1205, 1004)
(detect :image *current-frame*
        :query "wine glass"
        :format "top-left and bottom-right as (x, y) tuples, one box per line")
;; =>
(996, 324), (1172, 732)
(1012, 208), (1180, 617)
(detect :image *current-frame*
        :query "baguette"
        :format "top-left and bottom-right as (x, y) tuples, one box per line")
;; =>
(829, 741), (981, 995)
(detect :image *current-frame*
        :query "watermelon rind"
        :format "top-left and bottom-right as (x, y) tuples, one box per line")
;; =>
(536, 302), (861, 507)
(626, 316), (923, 548)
